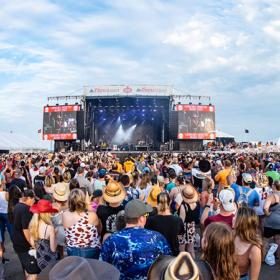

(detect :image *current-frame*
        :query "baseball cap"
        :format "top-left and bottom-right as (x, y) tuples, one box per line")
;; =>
(98, 169), (107, 177)
(125, 199), (153, 219)
(219, 189), (235, 212)
(242, 173), (253, 184)
(80, 162), (86, 168)
(39, 166), (46, 174)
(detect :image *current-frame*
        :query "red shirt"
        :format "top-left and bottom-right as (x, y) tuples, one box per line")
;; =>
(204, 213), (234, 229)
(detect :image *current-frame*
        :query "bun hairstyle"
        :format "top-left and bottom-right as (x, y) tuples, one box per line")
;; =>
(157, 192), (170, 213)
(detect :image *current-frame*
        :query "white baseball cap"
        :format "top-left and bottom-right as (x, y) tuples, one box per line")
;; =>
(219, 189), (235, 212)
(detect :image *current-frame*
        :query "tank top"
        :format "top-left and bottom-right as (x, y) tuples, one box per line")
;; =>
(237, 244), (253, 276)
(0, 192), (8, 214)
(65, 212), (100, 248)
(264, 192), (280, 229)
(180, 202), (200, 224)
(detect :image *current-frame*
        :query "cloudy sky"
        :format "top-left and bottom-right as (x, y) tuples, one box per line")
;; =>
(0, 0), (280, 144)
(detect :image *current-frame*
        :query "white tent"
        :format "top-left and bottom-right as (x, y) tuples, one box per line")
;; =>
(0, 133), (48, 152)
(215, 130), (235, 139)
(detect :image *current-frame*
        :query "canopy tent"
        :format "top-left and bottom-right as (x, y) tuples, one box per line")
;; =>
(0, 133), (48, 153)
(211, 130), (235, 145)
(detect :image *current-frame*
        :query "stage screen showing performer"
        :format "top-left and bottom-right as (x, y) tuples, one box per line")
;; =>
(177, 104), (216, 140)
(43, 105), (80, 140)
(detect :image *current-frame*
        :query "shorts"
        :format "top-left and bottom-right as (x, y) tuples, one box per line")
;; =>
(66, 246), (100, 259)
(179, 222), (196, 245)
(17, 252), (41, 275)
(263, 227), (280, 238)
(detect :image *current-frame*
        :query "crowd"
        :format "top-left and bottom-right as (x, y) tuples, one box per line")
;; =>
(0, 151), (279, 280)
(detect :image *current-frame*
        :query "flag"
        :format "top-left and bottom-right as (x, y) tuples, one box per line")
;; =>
(38, 129), (42, 134)
(245, 129), (249, 133)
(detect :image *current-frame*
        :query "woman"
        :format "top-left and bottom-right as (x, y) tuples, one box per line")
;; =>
(263, 180), (280, 257)
(44, 175), (55, 195)
(201, 222), (240, 280)
(145, 192), (184, 256)
(137, 173), (152, 202)
(234, 206), (262, 280)
(178, 183), (200, 258)
(7, 185), (22, 225)
(29, 199), (58, 271)
(62, 189), (101, 259)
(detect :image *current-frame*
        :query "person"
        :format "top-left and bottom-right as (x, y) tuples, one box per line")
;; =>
(44, 175), (55, 195)
(146, 183), (161, 208)
(29, 199), (58, 271)
(263, 180), (280, 256)
(51, 182), (70, 259)
(93, 169), (107, 191)
(234, 206), (262, 280)
(145, 192), (184, 256)
(199, 176), (215, 215)
(177, 184), (200, 258)
(90, 189), (103, 212)
(10, 168), (27, 192)
(38, 256), (120, 280)
(75, 167), (92, 194)
(96, 181), (125, 240)
(62, 189), (101, 259)
(120, 174), (139, 206)
(203, 188), (236, 229)
(214, 159), (232, 192)
(12, 190), (40, 279)
(101, 199), (171, 280)
(34, 167), (46, 186)
(231, 173), (259, 208)
(201, 222), (240, 280)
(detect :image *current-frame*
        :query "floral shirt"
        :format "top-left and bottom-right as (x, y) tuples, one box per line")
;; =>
(101, 227), (171, 280)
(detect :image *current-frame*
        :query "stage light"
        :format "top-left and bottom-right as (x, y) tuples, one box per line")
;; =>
(65, 103), (68, 106)
(189, 102), (192, 105)
(209, 103), (212, 106)
(56, 103), (59, 106)
(153, 109), (157, 112)
(99, 109), (103, 113)
(142, 109), (145, 112)
(142, 114), (145, 117)
(75, 102), (79, 105)
(199, 102), (202, 105)
(151, 117), (154, 121)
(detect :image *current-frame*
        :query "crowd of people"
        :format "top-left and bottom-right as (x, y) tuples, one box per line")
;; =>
(0, 150), (279, 279)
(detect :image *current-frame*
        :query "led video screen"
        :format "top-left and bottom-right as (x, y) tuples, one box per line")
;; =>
(176, 104), (216, 140)
(43, 105), (80, 140)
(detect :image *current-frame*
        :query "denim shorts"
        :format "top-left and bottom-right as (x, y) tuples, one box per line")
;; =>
(66, 246), (100, 259)
(240, 275), (248, 280)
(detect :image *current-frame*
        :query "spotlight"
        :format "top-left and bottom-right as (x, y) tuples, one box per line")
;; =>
(65, 103), (68, 106)
(189, 102), (192, 105)
(56, 103), (59, 106)
(151, 117), (154, 121)
(153, 109), (157, 112)
(198, 102), (202, 105)
(142, 109), (145, 112)
(99, 109), (103, 113)
(209, 103), (212, 106)
(75, 102), (79, 105)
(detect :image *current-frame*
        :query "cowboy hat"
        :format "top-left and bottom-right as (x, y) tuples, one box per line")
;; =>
(147, 184), (162, 207)
(38, 256), (120, 280)
(181, 185), (199, 204)
(103, 180), (126, 204)
(148, 252), (214, 280)
(30, 199), (58, 214)
(53, 182), (70, 202)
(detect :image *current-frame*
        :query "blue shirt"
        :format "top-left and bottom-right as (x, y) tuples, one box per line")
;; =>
(231, 183), (260, 208)
(101, 227), (171, 280)
(166, 181), (176, 192)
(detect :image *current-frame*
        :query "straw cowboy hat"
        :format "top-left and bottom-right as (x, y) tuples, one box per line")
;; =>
(103, 180), (126, 204)
(147, 184), (162, 208)
(53, 182), (70, 202)
(181, 185), (199, 204)
(148, 252), (214, 280)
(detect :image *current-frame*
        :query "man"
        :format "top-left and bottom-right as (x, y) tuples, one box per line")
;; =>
(13, 190), (40, 277)
(101, 199), (171, 280)
(33, 166), (46, 186)
(10, 168), (27, 192)
(75, 166), (92, 194)
(119, 174), (139, 206)
(123, 157), (135, 173)
(231, 173), (259, 208)
(214, 159), (232, 192)
(203, 189), (236, 229)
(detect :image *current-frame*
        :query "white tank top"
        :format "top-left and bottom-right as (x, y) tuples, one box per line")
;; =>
(0, 192), (8, 213)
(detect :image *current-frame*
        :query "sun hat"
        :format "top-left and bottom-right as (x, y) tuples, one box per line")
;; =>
(38, 256), (120, 280)
(181, 185), (199, 204)
(219, 189), (235, 212)
(30, 199), (58, 214)
(125, 199), (153, 219)
(147, 184), (162, 207)
(148, 252), (214, 280)
(242, 173), (253, 184)
(103, 181), (126, 204)
(53, 183), (70, 202)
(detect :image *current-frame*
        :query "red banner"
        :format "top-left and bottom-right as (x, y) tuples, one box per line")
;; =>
(43, 134), (77, 140)
(175, 104), (215, 112)
(177, 132), (216, 140)
(43, 105), (80, 113)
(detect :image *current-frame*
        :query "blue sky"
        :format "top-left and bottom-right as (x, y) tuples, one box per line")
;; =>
(0, 0), (280, 144)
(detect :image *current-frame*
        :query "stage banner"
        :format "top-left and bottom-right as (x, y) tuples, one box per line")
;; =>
(43, 105), (81, 140)
(87, 85), (172, 96)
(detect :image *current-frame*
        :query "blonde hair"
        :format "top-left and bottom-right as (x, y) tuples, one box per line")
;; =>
(29, 213), (52, 241)
(202, 222), (239, 280)
(45, 175), (55, 188)
(157, 192), (170, 213)
(68, 189), (87, 213)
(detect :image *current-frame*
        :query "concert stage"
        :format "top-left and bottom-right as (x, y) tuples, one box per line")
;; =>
(43, 85), (216, 152)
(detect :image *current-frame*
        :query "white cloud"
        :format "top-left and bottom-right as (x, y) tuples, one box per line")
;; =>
(263, 20), (280, 41)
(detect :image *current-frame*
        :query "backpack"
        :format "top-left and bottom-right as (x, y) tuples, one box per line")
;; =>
(238, 187), (253, 206)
